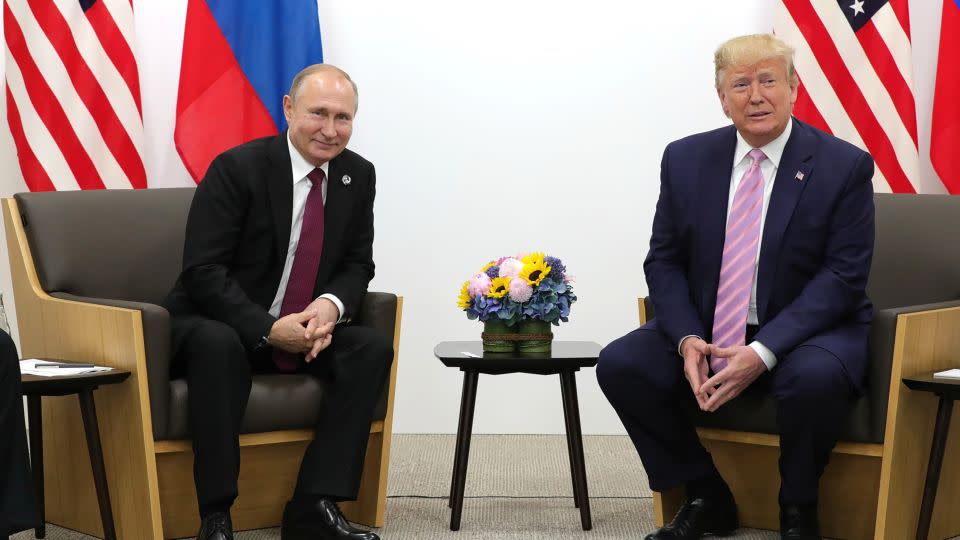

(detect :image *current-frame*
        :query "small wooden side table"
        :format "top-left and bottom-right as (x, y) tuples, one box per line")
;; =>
(901, 374), (960, 540)
(435, 340), (602, 532)
(21, 366), (130, 540)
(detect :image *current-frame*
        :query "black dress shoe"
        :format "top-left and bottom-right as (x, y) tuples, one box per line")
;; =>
(281, 497), (379, 540)
(644, 494), (738, 539)
(197, 512), (233, 540)
(780, 504), (821, 539)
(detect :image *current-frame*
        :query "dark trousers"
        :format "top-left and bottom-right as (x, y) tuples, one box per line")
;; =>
(596, 323), (854, 504)
(0, 330), (38, 535)
(170, 318), (393, 514)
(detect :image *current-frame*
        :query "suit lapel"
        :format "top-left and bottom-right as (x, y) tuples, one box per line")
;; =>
(699, 126), (738, 322)
(756, 119), (815, 323)
(267, 134), (294, 262)
(322, 154), (355, 265)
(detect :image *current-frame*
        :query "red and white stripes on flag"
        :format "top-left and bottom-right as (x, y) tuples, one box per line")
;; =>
(4, 0), (145, 191)
(774, 0), (938, 194)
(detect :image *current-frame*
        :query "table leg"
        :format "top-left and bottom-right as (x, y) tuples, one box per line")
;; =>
(561, 370), (592, 531)
(78, 389), (116, 540)
(560, 375), (581, 508)
(916, 396), (953, 540)
(449, 371), (468, 508)
(450, 370), (479, 531)
(27, 395), (45, 539)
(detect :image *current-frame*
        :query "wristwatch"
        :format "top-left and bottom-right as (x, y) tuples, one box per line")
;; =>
(256, 335), (272, 350)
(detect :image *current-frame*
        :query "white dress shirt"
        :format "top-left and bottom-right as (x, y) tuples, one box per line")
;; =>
(267, 135), (344, 321)
(679, 120), (793, 370)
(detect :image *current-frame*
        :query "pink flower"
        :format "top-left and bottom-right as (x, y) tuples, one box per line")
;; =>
(499, 258), (524, 278)
(508, 278), (533, 303)
(468, 273), (492, 297)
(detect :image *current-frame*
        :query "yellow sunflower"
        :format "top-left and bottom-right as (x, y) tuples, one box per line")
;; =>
(519, 259), (551, 287)
(521, 251), (546, 265)
(488, 277), (512, 298)
(457, 281), (472, 309)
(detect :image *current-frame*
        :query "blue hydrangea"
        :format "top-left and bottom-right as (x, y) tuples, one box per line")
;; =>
(485, 266), (500, 279)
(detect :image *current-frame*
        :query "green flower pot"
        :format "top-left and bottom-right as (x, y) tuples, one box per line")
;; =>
(516, 319), (553, 353)
(482, 319), (514, 353)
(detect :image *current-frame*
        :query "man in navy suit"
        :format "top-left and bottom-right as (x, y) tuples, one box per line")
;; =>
(597, 34), (874, 540)
(0, 329), (37, 536)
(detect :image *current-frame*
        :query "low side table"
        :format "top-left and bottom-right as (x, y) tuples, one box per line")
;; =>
(21, 366), (130, 540)
(435, 340), (602, 532)
(901, 374), (960, 540)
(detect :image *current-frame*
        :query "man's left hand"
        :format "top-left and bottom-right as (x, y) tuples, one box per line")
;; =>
(698, 344), (767, 412)
(303, 297), (340, 361)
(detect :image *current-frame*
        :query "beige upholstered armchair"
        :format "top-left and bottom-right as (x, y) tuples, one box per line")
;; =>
(3, 189), (402, 539)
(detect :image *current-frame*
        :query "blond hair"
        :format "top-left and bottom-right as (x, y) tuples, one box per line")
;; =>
(288, 64), (359, 108)
(714, 34), (798, 89)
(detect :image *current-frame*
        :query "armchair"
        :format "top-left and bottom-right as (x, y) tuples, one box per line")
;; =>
(640, 193), (960, 539)
(2, 189), (402, 539)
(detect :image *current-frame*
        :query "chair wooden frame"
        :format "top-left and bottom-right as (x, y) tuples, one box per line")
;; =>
(3, 198), (402, 539)
(639, 297), (960, 539)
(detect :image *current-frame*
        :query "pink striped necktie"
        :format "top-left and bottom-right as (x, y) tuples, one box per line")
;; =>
(710, 148), (766, 373)
(273, 167), (326, 372)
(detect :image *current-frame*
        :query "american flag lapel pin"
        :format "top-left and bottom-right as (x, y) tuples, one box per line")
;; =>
(795, 171), (804, 182)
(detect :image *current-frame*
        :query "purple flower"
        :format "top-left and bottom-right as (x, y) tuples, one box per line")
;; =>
(485, 266), (500, 279)
(544, 256), (566, 279)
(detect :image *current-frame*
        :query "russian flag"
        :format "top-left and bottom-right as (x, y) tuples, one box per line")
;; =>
(931, 0), (960, 194)
(174, 0), (323, 182)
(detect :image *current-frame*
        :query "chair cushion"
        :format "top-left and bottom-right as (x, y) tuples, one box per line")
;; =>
(15, 188), (194, 306)
(869, 194), (960, 310)
(168, 375), (326, 439)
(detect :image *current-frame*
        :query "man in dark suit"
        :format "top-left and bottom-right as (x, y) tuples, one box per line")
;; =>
(597, 34), (874, 540)
(164, 64), (392, 540)
(0, 328), (38, 536)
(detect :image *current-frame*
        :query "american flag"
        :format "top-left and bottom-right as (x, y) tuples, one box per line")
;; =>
(4, 0), (145, 191)
(774, 0), (935, 194)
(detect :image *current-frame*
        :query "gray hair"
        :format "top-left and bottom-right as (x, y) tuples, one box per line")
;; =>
(288, 64), (359, 109)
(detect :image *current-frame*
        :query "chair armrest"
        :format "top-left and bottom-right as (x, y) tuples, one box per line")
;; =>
(355, 292), (398, 341)
(353, 292), (399, 422)
(867, 300), (960, 441)
(52, 293), (172, 440)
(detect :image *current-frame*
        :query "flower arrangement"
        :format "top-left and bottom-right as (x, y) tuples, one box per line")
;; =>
(457, 252), (576, 327)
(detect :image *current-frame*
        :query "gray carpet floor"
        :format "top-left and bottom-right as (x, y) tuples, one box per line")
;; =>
(9, 434), (802, 539)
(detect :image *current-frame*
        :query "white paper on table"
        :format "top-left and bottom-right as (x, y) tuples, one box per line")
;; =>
(933, 368), (960, 380)
(19, 359), (113, 377)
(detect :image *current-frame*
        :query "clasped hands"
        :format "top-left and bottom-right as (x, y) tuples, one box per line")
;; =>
(268, 297), (339, 362)
(681, 336), (767, 412)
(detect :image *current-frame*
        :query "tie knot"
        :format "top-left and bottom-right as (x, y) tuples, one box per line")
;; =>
(748, 148), (766, 164)
(307, 168), (325, 187)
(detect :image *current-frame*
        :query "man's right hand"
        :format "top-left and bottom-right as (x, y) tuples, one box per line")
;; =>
(268, 310), (319, 354)
(681, 337), (711, 409)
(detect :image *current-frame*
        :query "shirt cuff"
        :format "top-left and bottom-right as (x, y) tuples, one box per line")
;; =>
(318, 293), (344, 323)
(678, 335), (702, 356)
(749, 340), (778, 370)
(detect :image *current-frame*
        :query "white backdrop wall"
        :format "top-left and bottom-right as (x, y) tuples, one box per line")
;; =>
(0, 1), (945, 434)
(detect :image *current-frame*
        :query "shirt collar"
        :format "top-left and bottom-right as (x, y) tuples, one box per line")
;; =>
(733, 117), (793, 170)
(286, 132), (329, 185)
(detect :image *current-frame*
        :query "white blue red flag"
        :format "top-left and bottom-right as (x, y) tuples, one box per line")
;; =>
(175, 0), (324, 182)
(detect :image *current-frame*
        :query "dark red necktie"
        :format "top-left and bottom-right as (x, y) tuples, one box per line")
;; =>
(273, 168), (326, 371)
